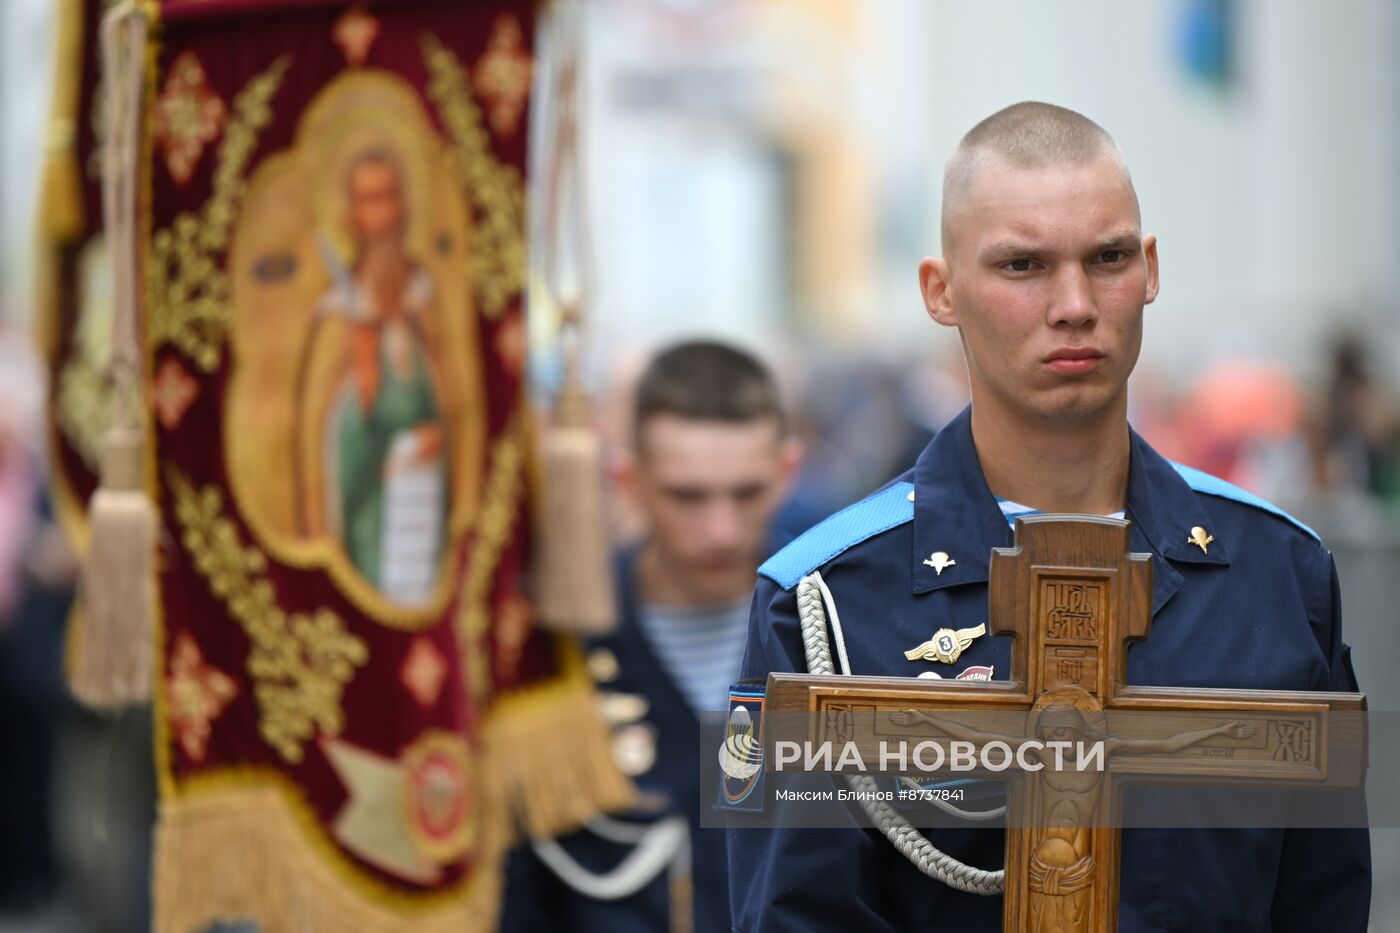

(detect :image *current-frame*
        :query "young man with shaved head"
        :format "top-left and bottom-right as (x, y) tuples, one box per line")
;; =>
(726, 103), (1370, 931)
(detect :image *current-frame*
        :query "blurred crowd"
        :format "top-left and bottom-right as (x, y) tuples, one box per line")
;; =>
(1135, 337), (1400, 509)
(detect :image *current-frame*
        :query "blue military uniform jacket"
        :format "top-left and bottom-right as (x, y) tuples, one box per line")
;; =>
(728, 406), (1370, 932)
(502, 546), (748, 933)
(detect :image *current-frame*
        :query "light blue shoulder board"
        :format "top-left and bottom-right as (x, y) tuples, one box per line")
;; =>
(758, 481), (916, 590)
(1169, 462), (1319, 542)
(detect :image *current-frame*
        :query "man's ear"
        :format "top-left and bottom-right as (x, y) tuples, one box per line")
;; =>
(919, 257), (958, 327)
(1142, 234), (1160, 305)
(778, 435), (804, 494)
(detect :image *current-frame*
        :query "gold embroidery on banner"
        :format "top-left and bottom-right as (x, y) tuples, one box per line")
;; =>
(471, 16), (532, 138)
(55, 236), (115, 468)
(399, 729), (478, 865)
(154, 51), (227, 185)
(153, 356), (199, 430)
(167, 631), (238, 763)
(421, 35), (525, 321)
(148, 56), (290, 372)
(456, 417), (524, 701)
(333, 6), (381, 67)
(56, 356), (107, 467)
(169, 469), (368, 763)
(494, 310), (525, 376)
(492, 593), (531, 685)
(401, 636), (449, 708)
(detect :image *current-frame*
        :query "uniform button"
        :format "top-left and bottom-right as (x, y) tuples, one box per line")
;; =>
(612, 722), (658, 777)
(599, 691), (650, 725)
(587, 647), (620, 683)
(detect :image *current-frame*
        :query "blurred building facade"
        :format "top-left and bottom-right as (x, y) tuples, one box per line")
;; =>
(563, 0), (1400, 381)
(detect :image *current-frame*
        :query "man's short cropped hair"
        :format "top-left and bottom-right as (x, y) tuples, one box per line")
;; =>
(631, 341), (785, 450)
(941, 101), (1137, 251)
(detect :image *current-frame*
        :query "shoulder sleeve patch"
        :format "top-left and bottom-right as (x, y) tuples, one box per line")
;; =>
(1169, 462), (1320, 542)
(758, 481), (916, 590)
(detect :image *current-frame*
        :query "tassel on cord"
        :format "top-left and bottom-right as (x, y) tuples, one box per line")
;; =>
(535, 317), (617, 634)
(71, 1), (155, 708)
(533, 6), (617, 635)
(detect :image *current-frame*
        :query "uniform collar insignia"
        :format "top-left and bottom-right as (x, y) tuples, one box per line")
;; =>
(922, 551), (955, 575)
(908, 409), (1009, 596)
(907, 408), (1230, 616)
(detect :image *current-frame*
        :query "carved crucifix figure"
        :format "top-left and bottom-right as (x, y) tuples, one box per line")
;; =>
(892, 698), (1255, 930)
(766, 515), (1366, 933)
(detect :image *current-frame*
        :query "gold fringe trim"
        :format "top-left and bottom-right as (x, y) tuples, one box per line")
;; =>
(152, 646), (632, 931)
(481, 638), (636, 842)
(154, 784), (503, 933)
(152, 647), (630, 930)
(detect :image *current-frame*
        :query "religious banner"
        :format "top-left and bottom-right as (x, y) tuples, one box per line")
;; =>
(46, 1), (633, 929)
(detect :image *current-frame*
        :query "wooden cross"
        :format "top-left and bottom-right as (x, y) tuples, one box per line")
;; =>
(766, 515), (1366, 933)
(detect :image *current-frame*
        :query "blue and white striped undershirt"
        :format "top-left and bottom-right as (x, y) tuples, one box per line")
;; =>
(637, 598), (751, 715)
(997, 497), (1125, 525)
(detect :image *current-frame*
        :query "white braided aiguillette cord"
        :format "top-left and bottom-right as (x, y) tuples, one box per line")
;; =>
(815, 564), (1005, 825)
(805, 572), (1006, 822)
(794, 573), (1004, 896)
(530, 815), (688, 901)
